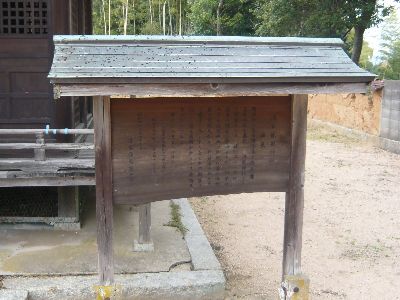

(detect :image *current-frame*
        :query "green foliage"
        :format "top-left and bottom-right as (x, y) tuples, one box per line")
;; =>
(256, 0), (396, 37)
(343, 0), (393, 30)
(92, 0), (189, 35)
(92, 0), (105, 34)
(345, 29), (374, 69)
(141, 21), (162, 35)
(373, 11), (400, 79)
(255, 0), (346, 37)
(384, 40), (400, 79)
(188, 0), (217, 35)
(359, 41), (374, 70)
(189, 0), (256, 36)
(255, 0), (399, 64)
(165, 202), (187, 236)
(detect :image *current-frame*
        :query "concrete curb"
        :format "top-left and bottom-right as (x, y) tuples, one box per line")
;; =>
(172, 198), (223, 271)
(1, 198), (225, 299)
(309, 118), (400, 155)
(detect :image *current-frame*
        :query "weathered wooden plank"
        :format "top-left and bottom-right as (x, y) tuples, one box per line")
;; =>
(51, 71), (370, 78)
(93, 96), (114, 284)
(55, 82), (369, 98)
(53, 60), (357, 69)
(0, 143), (94, 150)
(0, 159), (94, 171)
(52, 68), (364, 75)
(0, 177), (95, 187)
(50, 76), (375, 86)
(54, 52), (348, 62)
(282, 94), (308, 277)
(0, 216), (78, 224)
(55, 45), (345, 57)
(0, 129), (94, 135)
(0, 169), (94, 178)
(54, 55), (353, 64)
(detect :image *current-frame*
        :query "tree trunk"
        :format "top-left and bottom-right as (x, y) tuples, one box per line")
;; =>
(216, 0), (223, 36)
(352, 26), (365, 65)
(123, 0), (129, 35)
(168, 1), (172, 35)
(163, 1), (166, 35)
(179, 0), (182, 35)
(133, 0), (136, 34)
(101, 0), (107, 34)
(149, 0), (153, 25)
(108, 0), (111, 35)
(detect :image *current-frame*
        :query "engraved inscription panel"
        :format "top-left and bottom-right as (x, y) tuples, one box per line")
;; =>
(111, 96), (291, 204)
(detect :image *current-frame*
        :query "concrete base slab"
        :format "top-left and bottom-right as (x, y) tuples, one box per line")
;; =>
(133, 240), (154, 252)
(0, 289), (28, 300)
(53, 222), (81, 231)
(3, 270), (225, 300)
(0, 199), (190, 275)
(1, 198), (226, 299)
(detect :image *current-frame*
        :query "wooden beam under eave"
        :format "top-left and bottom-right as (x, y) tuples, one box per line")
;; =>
(53, 82), (370, 99)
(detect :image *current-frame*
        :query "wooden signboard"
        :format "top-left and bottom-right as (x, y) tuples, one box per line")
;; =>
(111, 96), (291, 204)
(49, 35), (373, 296)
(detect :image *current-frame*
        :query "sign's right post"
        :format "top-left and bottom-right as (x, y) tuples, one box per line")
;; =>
(281, 94), (310, 300)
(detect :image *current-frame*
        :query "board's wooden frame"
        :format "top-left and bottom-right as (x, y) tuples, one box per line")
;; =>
(92, 92), (309, 285)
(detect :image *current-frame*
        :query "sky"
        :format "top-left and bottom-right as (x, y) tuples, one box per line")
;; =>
(364, 0), (400, 62)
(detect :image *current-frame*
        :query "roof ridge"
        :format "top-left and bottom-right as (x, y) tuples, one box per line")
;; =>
(53, 35), (345, 47)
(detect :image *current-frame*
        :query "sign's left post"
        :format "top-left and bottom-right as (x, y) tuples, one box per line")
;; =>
(93, 96), (118, 298)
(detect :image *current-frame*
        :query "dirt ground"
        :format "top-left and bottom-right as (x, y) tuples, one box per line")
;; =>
(190, 124), (400, 299)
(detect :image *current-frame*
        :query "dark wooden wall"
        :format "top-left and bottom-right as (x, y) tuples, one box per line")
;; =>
(0, 0), (92, 142)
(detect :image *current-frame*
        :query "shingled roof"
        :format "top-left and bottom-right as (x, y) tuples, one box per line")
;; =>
(48, 35), (375, 85)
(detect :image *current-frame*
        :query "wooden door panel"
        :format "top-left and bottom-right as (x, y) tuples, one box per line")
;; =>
(0, 73), (7, 92)
(0, 0), (51, 127)
(0, 97), (9, 118)
(0, 38), (49, 58)
(10, 71), (50, 93)
(10, 96), (50, 118)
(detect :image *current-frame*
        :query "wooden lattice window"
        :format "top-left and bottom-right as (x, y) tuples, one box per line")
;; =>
(0, 0), (48, 35)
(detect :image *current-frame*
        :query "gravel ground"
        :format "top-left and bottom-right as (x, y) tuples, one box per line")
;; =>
(190, 124), (400, 299)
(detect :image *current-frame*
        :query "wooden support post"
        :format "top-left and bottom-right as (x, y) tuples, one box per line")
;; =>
(134, 203), (154, 252)
(93, 96), (114, 285)
(83, 97), (89, 128)
(138, 203), (152, 244)
(281, 94), (309, 300)
(56, 187), (80, 230)
(58, 187), (79, 220)
(34, 132), (45, 161)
